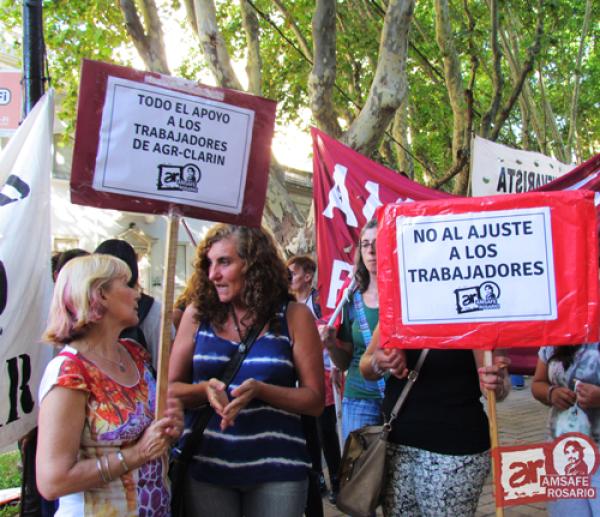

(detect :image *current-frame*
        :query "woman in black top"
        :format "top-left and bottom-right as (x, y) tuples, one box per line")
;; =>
(360, 327), (509, 516)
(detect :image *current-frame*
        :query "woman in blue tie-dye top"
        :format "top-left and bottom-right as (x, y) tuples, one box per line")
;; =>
(169, 224), (325, 517)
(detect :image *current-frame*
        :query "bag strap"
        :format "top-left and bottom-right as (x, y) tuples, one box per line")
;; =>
(386, 349), (429, 427)
(177, 319), (266, 462)
(353, 292), (386, 398)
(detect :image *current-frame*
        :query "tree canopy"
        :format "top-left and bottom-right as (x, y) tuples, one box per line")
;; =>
(1, 0), (598, 245)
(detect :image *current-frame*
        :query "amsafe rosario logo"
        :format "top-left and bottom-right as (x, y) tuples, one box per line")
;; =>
(494, 433), (599, 507)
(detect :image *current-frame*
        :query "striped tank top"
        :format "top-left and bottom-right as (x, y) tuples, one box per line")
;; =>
(188, 306), (311, 485)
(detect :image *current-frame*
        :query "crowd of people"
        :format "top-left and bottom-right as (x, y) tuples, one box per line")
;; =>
(27, 220), (600, 516)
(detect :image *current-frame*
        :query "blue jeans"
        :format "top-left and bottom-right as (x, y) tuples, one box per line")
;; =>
(184, 477), (309, 517)
(342, 397), (383, 444)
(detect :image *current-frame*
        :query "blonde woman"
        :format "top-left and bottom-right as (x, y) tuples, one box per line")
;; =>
(36, 254), (182, 516)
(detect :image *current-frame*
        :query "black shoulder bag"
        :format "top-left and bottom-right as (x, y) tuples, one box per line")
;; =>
(170, 322), (264, 517)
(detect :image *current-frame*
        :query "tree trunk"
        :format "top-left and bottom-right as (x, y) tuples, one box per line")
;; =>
(309, 0), (342, 138)
(392, 97), (414, 178)
(191, 0), (244, 90)
(343, 0), (415, 157)
(434, 0), (469, 194)
(565, 0), (592, 161)
(239, 0), (262, 96)
(119, 0), (170, 74)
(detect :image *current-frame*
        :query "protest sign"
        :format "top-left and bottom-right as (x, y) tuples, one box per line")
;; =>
(0, 91), (54, 447)
(71, 59), (276, 226)
(471, 136), (574, 196)
(377, 190), (599, 350)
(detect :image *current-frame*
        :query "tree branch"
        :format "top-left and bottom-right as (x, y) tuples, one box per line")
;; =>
(119, 0), (170, 73)
(490, 0), (544, 140)
(192, 0), (243, 90)
(344, 0), (415, 156)
(272, 0), (312, 61)
(239, 0), (262, 95)
(480, 0), (503, 137)
(566, 0), (592, 161)
(309, 0), (342, 137)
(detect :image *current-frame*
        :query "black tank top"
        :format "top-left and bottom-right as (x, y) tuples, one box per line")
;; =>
(383, 349), (490, 455)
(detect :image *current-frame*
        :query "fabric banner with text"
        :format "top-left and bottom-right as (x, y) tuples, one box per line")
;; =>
(377, 191), (599, 350)
(471, 135), (574, 196)
(0, 92), (54, 448)
(313, 126), (600, 323)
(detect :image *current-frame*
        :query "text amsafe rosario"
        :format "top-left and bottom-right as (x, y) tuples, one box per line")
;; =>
(407, 261), (544, 283)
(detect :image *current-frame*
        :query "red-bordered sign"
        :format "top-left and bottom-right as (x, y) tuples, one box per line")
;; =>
(494, 433), (600, 507)
(377, 190), (599, 349)
(71, 59), (277, 225)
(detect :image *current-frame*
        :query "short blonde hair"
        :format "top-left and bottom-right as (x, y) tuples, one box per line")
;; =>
(43, 254), (131, 344)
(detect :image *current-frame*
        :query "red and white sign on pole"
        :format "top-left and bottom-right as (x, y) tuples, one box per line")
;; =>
(70, 60), (277, 416)
(377, 190), (599, 350)
(71, 59), (276, 225)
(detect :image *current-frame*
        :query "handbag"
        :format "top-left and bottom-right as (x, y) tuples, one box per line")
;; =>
(170, 321), (264, 517)
(336, 349), (429, 517)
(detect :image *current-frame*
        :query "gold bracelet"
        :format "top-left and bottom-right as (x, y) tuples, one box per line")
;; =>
(101, 454), (113, 483)
(96, 458), (109, 483)
(116, 450), (129, 474)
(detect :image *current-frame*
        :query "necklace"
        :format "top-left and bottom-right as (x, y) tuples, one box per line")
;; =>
(88, 345), (126, 373)
(230, 306), (246, 342)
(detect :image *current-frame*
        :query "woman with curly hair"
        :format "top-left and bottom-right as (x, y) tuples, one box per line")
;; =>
(168, 224), (324, 517)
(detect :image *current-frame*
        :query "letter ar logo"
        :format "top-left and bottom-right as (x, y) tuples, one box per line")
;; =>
(454, 286), (481, 314)
(2, 354), (35, 426)
(508, 459), (545, 488)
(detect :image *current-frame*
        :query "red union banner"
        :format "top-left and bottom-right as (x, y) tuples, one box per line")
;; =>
(376, 191), (599, 350)
(312, 128), (600, 322)
(71, 60), (277, 225)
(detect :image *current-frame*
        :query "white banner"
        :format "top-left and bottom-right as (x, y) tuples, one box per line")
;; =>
(471, 136), (574, 196)
(93, 76), (255, 214)
(396, 207), (557, 325)
(0, 91), (54, 447)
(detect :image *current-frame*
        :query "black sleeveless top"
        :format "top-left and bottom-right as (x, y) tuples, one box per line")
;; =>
(383, 349), (490, 455)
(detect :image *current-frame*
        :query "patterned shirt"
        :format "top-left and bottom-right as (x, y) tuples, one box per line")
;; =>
(539, 343), (600, 443)
(188, 307), (310, 485)
(39, 340), (169, 517)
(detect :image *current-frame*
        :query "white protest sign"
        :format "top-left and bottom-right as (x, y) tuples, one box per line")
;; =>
(396, 207), (557, 324)
(471, 136), (574, 196)
(93, 76), (255, 214)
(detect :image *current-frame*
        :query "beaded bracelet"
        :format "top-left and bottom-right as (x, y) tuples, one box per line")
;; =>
(370, 355), (386, 378)
(116, 450), (129, 474)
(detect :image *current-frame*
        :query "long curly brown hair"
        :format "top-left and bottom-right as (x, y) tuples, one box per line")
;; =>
(189, 224), (293, 332)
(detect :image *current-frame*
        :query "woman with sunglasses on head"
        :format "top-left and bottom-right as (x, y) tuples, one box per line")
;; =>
(319, 219), (384, 442)
(168, 224), (324, 517)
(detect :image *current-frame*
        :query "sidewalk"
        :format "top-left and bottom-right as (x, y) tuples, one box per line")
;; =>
(324, 380), (548, 516)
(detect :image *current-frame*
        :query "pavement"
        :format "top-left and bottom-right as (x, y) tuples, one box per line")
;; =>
(323, 378), (548, 516)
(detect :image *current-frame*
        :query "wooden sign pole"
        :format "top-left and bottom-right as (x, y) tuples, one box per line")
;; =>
(155, 209), (180, 417)
(485, 350), (504, 517)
